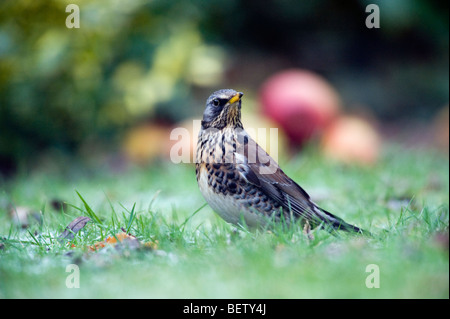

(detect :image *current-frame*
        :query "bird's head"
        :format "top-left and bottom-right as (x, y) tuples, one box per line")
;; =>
(201, 89), (244, 130)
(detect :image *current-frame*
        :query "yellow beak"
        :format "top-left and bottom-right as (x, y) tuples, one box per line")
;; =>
(228, 92), (243, 105)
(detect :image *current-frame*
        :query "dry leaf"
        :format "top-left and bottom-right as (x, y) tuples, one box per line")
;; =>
(89, 231), (158, 251)
(59, 216), (91, 242)
(89, 232), (138, 251)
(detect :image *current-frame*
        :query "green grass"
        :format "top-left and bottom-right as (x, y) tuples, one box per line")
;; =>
(0, 145), (448, 298)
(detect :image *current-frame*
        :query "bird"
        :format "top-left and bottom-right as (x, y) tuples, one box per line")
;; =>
(195, 89), (367, 235)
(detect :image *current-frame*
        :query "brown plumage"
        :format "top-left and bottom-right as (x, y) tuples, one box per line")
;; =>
(196, 89), (366, 234)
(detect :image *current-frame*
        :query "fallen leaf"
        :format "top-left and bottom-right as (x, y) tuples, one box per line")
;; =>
(108, 232), (134, 243)
(59, 216), (91, 242)
(89, 232), (138, 251)
(89, 231), (158, 251)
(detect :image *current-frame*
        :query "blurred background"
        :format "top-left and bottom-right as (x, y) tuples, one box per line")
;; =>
(0, 0), (448, 177)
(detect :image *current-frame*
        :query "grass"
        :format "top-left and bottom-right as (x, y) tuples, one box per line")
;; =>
(0, 145), (448, 298)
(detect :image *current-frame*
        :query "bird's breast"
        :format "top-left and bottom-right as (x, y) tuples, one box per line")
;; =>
(197, 163), (246, 225)
(195, 127), (280, 227)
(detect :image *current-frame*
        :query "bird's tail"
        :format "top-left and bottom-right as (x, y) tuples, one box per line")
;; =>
(315, 206), (370, 236)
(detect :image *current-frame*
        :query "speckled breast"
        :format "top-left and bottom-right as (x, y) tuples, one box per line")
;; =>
(195, 127), (281, 227)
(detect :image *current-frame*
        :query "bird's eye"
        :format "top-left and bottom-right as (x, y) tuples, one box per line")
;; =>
(212, 98), (220, 107)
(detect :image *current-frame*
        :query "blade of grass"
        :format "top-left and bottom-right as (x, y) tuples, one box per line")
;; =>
(119, 202), (137, 234)
(27, 230), (41, 247)
(180, 203), (207, 232)
(126, 203), (136, 233)
(75, 191), (103, 225)
(104, 191), (120, 229)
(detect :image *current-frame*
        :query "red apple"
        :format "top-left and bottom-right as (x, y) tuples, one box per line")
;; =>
(321, 115), (381, 165)
(259, 69), (341, 147)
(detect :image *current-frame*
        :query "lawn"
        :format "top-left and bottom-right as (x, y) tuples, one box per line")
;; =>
(0, 145), (448, 299)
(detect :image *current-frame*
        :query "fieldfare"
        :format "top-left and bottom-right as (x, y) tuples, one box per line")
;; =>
(196, 89), (366, 234)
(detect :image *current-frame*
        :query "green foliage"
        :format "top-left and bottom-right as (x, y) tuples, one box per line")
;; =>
(0, 0), (227, 168)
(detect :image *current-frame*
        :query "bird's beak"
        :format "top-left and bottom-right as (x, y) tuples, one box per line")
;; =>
(228, 92), (243, 105)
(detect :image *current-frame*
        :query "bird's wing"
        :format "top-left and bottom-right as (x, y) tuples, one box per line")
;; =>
(235, 130), (352, 229)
